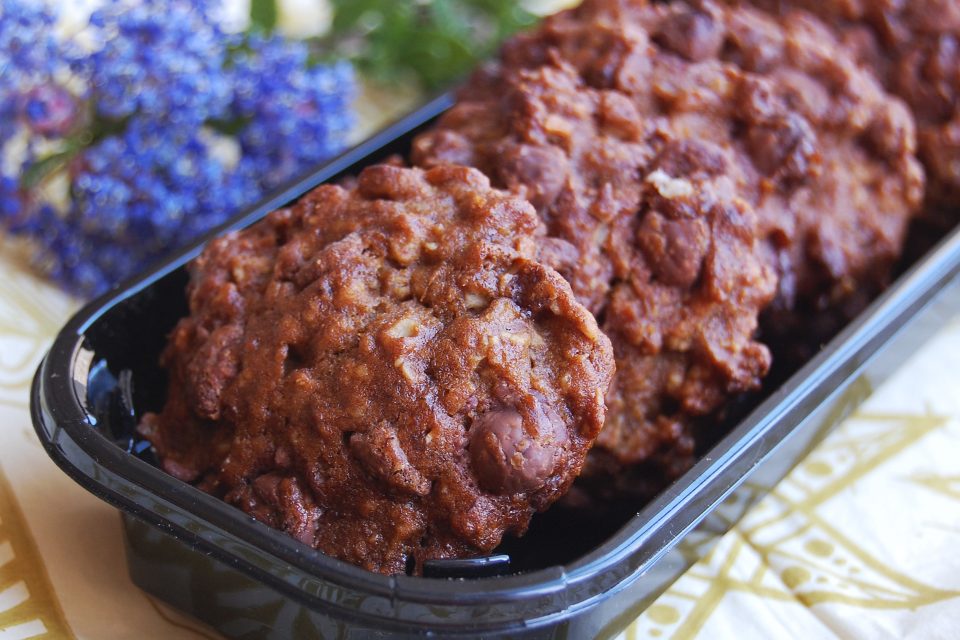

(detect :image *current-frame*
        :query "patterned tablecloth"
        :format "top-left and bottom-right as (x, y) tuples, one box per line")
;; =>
(1, 241), (960, 640)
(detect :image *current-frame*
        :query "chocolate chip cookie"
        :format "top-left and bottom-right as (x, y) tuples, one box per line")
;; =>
(140, 164), (614, 574)
(413, 0), (922, 496)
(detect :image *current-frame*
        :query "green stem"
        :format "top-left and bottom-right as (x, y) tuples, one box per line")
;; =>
(20, 112), (129, 191)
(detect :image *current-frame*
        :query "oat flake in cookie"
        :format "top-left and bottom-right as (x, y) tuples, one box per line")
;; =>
(139, 165), (614, 575)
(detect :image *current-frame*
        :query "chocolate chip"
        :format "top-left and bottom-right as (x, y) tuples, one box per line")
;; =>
(655, 140), (729, 179)
(495, 143), (569, 209)
(656, 9), (725, 62)
(469, 408), (563, 495)
(745, 114), (817, 186)
(637, 212), (710, 288)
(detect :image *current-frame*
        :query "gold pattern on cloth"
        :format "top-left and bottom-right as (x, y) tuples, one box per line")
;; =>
(909, 474), (960, 502)
(622, 409), (960, 639)
(0, 464), (74, 638)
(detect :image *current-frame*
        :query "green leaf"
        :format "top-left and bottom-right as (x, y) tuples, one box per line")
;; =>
(249, 0), (279, 31)
(324, 0), (538, 90)
(20, 114), (129, 191)
(207, 116), (248, 137)
(21, 149), (76, 190)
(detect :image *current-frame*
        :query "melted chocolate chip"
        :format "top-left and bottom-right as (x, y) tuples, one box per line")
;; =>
(469, 408), (562, 495)
(637, 212), (710, 288)
(656, 8), (726, 62)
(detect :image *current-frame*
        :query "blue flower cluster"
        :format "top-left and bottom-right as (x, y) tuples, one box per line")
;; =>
(84, 0), (232, 125)
(0, 0), (355, 297)
(0, 0), (63, 96)
(231, 34), (356, 191)
(0, 0), (72, 222)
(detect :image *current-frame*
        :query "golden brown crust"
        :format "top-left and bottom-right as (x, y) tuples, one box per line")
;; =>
(140, 164), (614, 574)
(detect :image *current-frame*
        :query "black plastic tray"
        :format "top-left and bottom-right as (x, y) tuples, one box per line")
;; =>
(30, 94), (960, 638)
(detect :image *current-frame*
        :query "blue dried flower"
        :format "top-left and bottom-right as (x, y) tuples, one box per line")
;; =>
(229, 34), (356, 190)
(0, 175), (22, 227)
(20, 84), (80, 137)
(84, 0), (232, 125)
(0, 1), (72, 140)
(1, 0), (356, 298)
(0, 0), (61, 82)
(72, 115), (260, 248)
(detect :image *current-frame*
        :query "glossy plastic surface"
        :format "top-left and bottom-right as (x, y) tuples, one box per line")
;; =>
(31, 94), (960, 638)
